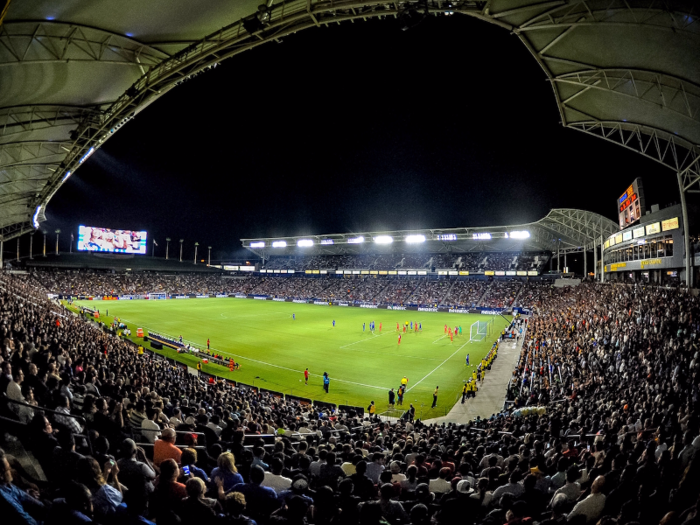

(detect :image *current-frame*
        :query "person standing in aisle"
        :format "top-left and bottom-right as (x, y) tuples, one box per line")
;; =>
(323, 372), (330, 393)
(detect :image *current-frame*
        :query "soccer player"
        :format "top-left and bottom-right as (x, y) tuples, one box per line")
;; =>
(410, 321), (413, 330)
(403, 325), (407, 333)
(397, 386), (404, 406)
(444, 324), (447, 334)
(398, 334), (402, 345)
(332, 320), (335, 328)
(207, 338), (210, 350)
(401, 376), (408, 388)
(459, 326), (462, 335)
(450, 332), (454, 342)
(379, 322), (382, 332)
(419, 322), (422, 331)
(323, 372), (329, 393)
(304, 368), (309, 385)
(363, 322), (366, 332)
(466, 354), (470, 366)
(293, 313), (296, 320)
(396, 322), (400, 331)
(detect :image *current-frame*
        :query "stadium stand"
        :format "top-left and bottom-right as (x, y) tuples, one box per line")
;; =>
(2, 270), (698, 525)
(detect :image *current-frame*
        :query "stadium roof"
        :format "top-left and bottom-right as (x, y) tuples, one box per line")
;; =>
(240, 208), (618, 256)
(1, 1), (698, 241)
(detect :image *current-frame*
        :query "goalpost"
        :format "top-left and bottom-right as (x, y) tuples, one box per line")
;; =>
(469, 319), (492, 342)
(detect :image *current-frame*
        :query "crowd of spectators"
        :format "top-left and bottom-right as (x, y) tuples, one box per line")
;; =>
(2, 271), (700, 525)
(443, 281), (489, 308)
(373, 280), (421, 305)
(481, 254), (517, 272)
(481, 281), (523, 309)
(409, 280), (452, 307)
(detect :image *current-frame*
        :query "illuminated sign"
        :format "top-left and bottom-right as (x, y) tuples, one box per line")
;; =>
(615, 233), (623, 244)
(485, 271), (495, 276)
(320, 239), (334, 245)
(405, 235), (426, 244)
(646, 222), (661, 235)
(250, 242), (265, 248)
(224, 265), (239, 271)
(517, 271), (527, 276)
(495, 271), (505, 276)
(436, 234), (457, 241)
(604, 240), (610, 249)
(370, 270), (378, 275)
(622, 231), (632, 241)
(527, 270), (538, 276)
(473, 233), (491, 240)
(633, 226), (645, 238)
(448, 271), (458, 275)
(606, 262), (627, 272)
(661, 217), (679, 231)
(388, 271), (397, 275)
(297, 239), (314, 247)
(617, 178), (646, 230)
(640, 258), (663, 268)
(379, 271), (388, 275)
(272, 241), (287, 248)
(361, 270), (369, 275)
(77, 225), (147, 254)
(458, 271), (469, 276)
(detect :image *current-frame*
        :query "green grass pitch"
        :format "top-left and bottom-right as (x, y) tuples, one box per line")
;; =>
(72, 298), (510, 420)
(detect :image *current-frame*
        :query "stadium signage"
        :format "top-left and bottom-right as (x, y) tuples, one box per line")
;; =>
(254, 296), (267, 300)
(640, 258), (663, 268)
(633, 226), (645, 238)
(495, 271), (505, 276)
(235, 294), (247, 298)
(175, 295), (189, 299)
(506, 271), (516, 276)
(662, 217), (679, 231)
(314, 301), (327, 305)
(388, 306), (406, 310)
(215, 294), (227, 298)
(418, 307), (438, 312)
(517, 271), (527, 276)
(272, 298), (286, 302)
(196, 294), (209, 298)
(448, 308), (470, 314)
(338, 302), (349, 307)
(293, 299), (307, 304)
(527, 271), (538, 276)
(120, 295), (134, 300)
(481, 310), (501, 315)
(360, 304), (378, 309)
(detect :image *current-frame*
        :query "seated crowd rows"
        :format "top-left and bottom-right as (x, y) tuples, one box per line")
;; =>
(2, 271), (700, 525)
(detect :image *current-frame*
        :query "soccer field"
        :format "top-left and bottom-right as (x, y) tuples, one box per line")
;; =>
(72, 298), (510, 420)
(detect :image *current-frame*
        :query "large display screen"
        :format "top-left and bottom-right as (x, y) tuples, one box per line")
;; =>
(618, 177), (646, 230)
(77, 225), (147, 254)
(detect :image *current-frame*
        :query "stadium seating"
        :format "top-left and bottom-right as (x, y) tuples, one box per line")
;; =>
(2, 269), (697, 525)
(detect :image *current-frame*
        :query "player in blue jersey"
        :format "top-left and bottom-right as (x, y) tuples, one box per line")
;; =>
(332, 320), (335, 328)
(363, 322), (366, 332)
(293, 313), (295, 320)
(466, 354), (470, 366)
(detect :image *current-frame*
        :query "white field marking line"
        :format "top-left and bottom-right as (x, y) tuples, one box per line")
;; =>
(338, 346), (441, 361)
(432, 334), (448, 344)
(339, 332), (390, 348)
(406, 339), (472, 393)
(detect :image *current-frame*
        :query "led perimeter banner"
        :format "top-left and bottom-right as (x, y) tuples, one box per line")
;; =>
(77, 225), (147, 254)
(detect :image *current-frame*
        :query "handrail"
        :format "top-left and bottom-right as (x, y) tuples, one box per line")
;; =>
(3, 394), (86, 425)
(135, 442), (207, 450)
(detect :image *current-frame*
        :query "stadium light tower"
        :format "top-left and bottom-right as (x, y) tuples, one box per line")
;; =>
(55, 229), (60, 255)
(207, 246), (212, 266)
(179, 239), (184, 262)
(194, 242), (199, 264)
(42, 230), (47, 257)
(166, 238), (171, 260)
(16, 238), (19, 262)
(29, 232), (34, 260)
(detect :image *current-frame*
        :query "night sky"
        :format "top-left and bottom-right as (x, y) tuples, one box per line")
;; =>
(41, 15), (686, 261)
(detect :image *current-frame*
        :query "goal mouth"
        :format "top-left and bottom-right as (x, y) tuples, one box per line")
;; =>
(469, 319), (491, 342)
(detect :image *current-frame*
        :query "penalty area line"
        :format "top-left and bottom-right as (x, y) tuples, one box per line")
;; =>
(339, 332), (390, 349)
(406, 339), (472, 393)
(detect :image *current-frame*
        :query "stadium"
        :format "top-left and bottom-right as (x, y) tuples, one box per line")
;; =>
(1, 1), (700, 525)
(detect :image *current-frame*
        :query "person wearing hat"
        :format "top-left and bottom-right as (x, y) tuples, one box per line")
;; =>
(278, 474), (313, 506)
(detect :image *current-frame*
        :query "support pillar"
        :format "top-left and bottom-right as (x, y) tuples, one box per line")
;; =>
(557, 242), (560, 272)
(584, 246), (588, 278)
(600, 236), (605, 283)
(16, 238), (20, 261)
(29, 233), (34, 259)
(678, 171), (693, 288)
(593, 241), (598, 281)
(0, 239), (3, 269)
(564, 253), (567, 272)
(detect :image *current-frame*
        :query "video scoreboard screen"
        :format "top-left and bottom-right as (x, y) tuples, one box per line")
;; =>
(618, 178), (645, 230)
(77, 225), (147, 254)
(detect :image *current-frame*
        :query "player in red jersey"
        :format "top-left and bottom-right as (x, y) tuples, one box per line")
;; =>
(304, 367), (309, 385)
(398, 334), (402, 345)
(379, 322), (382, 332)
(397, 322), (400, 331)
(444, 324), (447, 333)
(450, 332), (454, 342)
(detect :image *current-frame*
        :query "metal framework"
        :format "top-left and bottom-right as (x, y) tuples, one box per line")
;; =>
(0, 0), (698, 285)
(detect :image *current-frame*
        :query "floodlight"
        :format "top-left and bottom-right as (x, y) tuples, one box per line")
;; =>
(32, 205), (42, 229)
(250, 242), (265, 248)
(272, 241), (287, 248)
(473, 233), (491, 240)
(62, 171), (72, 183)
(405, 235), (426, 244)
(347, 236), (364, 244)
(509, 231), (530, 239)
(320, 239), (334, 245)
(78, 147), (95, 165)
(297, 239), (314, 247)
(436, 234), (457, 241)
(374, 235), (393, 244)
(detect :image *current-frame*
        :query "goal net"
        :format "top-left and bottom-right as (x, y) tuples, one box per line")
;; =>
(149, 292), (167, 300)
(470, 320), (490, 342)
